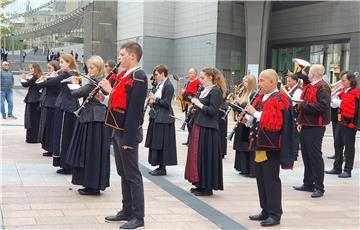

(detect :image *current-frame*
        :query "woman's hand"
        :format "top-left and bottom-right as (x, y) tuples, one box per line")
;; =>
(70, 76), (80, 84)
(191, 98), (203, 109)
(95, 91), (105, 103)
(245, 104), (256, 116)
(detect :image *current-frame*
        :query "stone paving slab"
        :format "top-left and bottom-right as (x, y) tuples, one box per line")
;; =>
(1, 88), (359, 229)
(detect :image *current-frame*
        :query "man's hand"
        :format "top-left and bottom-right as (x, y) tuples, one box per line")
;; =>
(95, 91), (105, 103)
(98, 79), (112, 94)
(245, 104), (256, 116)
(122, 145), (134, 150)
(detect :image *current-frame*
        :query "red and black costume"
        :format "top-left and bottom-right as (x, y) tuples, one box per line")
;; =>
(332, 87), (360, 174)
(249, 91), (294, 222)
(105, 68), (147, 220)
(297, 79), (331, 193)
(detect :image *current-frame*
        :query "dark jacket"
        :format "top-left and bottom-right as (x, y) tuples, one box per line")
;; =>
(194, 87), (222, 129)
(298, 80), (331, 127)
(152, 78), (175, 124)
(43, 71), (80, 112)
(36, 77), (61, 108)
(21, 76), (41, 103)
(71, 83), (106, 123)
(1, 69), (14, 91)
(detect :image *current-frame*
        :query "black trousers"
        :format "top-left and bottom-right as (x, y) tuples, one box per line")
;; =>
(331, 121), (338, 156)
(113, 129), (144, 219)
(293, 125), (300, 159)
(255, 151), (282, 220)
(333, 124), (357, 173)
(300, 126), (325, 192)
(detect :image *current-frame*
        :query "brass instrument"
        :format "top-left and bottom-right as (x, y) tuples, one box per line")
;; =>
(226, 82), (244, 121)
(175, 77), (192, 112)
(292, 58), (311, 74)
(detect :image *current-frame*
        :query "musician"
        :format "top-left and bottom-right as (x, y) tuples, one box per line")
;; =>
(244, 69), (294, 227)
(36, 61), (61, 156)
(185, 67), (226, 196)
(286, 73), (302, 160)
(233, 75), (257, 177)
(182, 68), (202, 145)
(294, 64), (331, 198)
(20, 62), (43, 143)
(105, 59), (118, 87)
(328, 80), (341, 160)
(145, 64), (177, 176)
(66, 56), (110, 195)
(97, 42), (147, 229)
(325, 71), (360, 178)
(46, 54), (80, 175)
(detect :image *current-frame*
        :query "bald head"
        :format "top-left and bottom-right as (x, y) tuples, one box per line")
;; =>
(258, 69), (279, 94)
(188, 68), (197, 81)
(309, 64), (325, 82)
(2, 61), (9, 70)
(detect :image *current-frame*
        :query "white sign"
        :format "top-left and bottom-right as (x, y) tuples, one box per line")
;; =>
(247, 64), (259, 79)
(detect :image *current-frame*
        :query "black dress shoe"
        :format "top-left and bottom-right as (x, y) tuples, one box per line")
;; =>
(193, 189), (213, 196)
(42, 152), (52, 157)
(56, 168), (72, 175)
(311, 189), (324, 198)
(260, 217), (280, 227)
(325, 168), (342, 174)
(338, 171), (351, 178)
(105, 210), (131, 222)
(190, 187), (201, 193)
(150, 169), (166, 176)
(249, 212), (268, 221)
(327, 155), (335, 159)
(148, 168), (159, 175)
(120, 217), (144, 229)
(293, 185), (314, 192)
(78, 188), (100, 196)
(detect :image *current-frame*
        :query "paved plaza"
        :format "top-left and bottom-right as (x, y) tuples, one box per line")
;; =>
(1, 80), (359, 229)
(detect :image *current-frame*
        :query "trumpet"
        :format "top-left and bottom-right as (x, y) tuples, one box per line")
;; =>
(227, 88), (261, 141)
(73, 63), (121, 117)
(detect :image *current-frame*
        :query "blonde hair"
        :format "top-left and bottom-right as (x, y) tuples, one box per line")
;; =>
(60, 54), (78, 71)
(201, 67), (227, 98)
(86, 55), (105, 78)
(240, 75), (257, 104)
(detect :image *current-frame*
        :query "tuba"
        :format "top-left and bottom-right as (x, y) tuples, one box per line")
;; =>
(292, 58), (311, 74)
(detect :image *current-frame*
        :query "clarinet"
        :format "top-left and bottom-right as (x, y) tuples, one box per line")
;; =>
(180, 86), (204, 130)
(227, 88), (261, 141)
(73, 62), (121, 117)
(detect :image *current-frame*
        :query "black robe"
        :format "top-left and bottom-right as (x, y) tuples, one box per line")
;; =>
(21, 76), (41, 143)
(145, 78), (177, 166)
(218, 101), (228, 157)
(36, 77), (60, 152)
(46, 71), (80, 169)
(185, 87), (223, 190)
(66, 83), (110, 190)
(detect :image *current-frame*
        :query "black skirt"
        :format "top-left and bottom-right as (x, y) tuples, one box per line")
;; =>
(24, 102), (40, 143)
(233, 123), (255, 174)
(145, 118), (177, 166)
(53, 111), (76, 169)
(52, 107), (64, 156)
(197, 126), (223, 190)
(66, 121), (110, 190)
(38, 106), (55, 152)
(218, 116), (228, 156)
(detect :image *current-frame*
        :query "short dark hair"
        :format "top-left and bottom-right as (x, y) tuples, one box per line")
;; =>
(106, 59), (116, 68)
(287, 73), (299, 82)
(153, 64), (168, 77)
(340, 70), (358, 88)
(120, 41), (142, 62)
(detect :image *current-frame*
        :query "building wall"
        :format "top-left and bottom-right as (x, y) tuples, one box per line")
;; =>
(269, 1), (360, 71)
(216, 1), (246, 86)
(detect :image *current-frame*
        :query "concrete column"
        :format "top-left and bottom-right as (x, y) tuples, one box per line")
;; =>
(244, 1), (271, 76)
(84, 1), (117, 63)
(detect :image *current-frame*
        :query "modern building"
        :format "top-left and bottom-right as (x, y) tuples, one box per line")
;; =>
(3, 1), (360, 87)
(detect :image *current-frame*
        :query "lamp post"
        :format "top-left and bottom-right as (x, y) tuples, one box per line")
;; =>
(11, 33), (15, 56)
